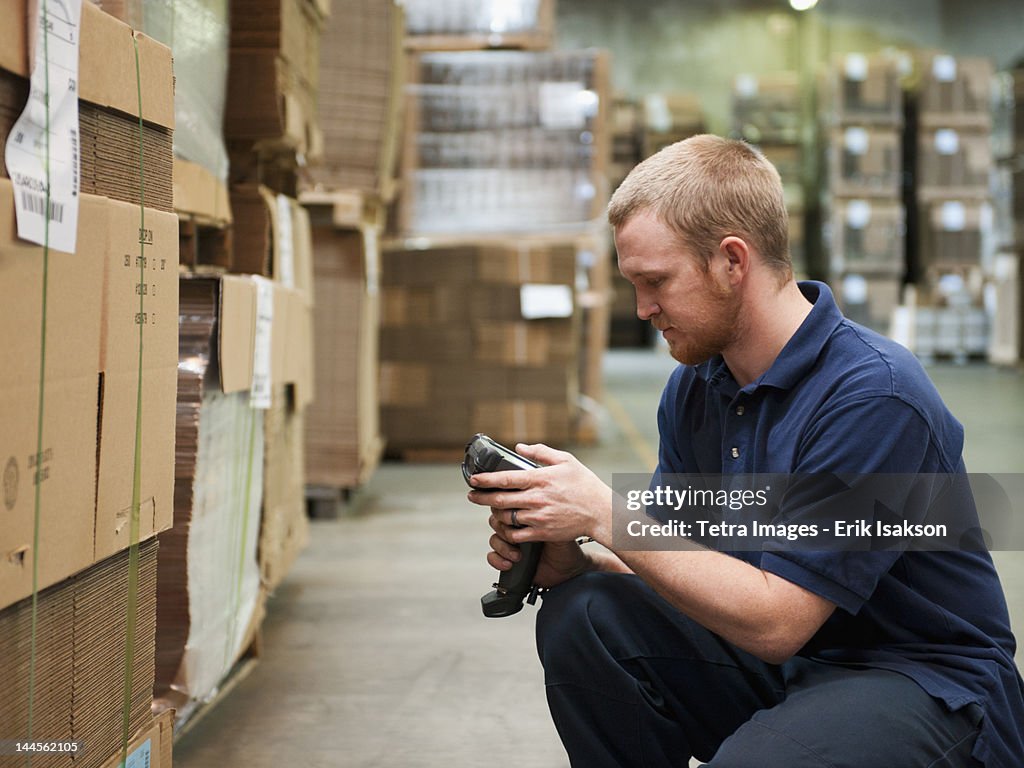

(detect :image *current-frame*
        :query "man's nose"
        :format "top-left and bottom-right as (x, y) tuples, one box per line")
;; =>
(636, 293), (658, 321)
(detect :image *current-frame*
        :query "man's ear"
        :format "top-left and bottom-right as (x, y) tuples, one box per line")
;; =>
(718, 236), (750, 285)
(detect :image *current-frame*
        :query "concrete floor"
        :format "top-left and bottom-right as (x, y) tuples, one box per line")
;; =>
(174, 349), (1024, 768)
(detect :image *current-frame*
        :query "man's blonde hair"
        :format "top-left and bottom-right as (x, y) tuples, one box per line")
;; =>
(608, 134), (792, 280)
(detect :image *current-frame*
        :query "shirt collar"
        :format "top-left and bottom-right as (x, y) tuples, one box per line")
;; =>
(695, 281), (844, 393)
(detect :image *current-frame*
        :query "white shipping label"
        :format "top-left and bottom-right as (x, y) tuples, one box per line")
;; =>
(539, 82), (589, 129)
(520, 284), (573, 319)
(844, 54), (869, 82)
(933, 55), (957, 83)
(3, 0), (83, 253)
(940, 201), (966, 231)
(844, 127), (870, 156)
(934, 129), (960, 155)
(250, 277), (274, 409)
(275, 194), (295, 288)
(846, 200), (872, 229)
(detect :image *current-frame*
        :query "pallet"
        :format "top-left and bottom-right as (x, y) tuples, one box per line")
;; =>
(305, 483), (376, 520)
(166, 627), (262, 742)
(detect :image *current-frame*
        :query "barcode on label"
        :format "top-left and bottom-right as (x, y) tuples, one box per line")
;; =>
(21, 191), (64, 223)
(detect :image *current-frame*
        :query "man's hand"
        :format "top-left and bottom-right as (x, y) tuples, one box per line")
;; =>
(466, 443), (616, 588)
(467, 443), (615, 544)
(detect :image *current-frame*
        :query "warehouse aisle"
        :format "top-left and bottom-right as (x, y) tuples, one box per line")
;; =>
(174, 349), (1024, 768)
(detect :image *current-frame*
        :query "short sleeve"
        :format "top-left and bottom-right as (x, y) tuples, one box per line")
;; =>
(760, 394), (938, 614)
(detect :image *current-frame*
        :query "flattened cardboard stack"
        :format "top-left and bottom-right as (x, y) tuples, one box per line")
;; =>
(732, 72), (807, 274)
(0, 540), (159, 768)
(310, 0), (404, 199)
(380, 242), (581, 453)
(302, 194), (384, 489)
(905, 54), (995, 360)
(156, 278), (266, 723)
(820, 54), (906, 334)
(226, 0), (328, 173)
(399, 49), (610, 235)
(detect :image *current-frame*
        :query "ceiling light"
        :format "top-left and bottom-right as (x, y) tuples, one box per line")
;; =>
(789, 0), (819, 10)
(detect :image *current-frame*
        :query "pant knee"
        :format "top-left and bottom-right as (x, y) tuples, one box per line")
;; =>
(535, 571), (633, 677)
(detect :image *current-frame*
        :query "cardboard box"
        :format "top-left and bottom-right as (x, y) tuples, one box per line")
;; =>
(732, 72), (801, 144)
(915, 55), (994, 128)
(95, 196), (179, 564)
(821, 53), (903, 126)
(761, 144), (803, 186)
(828, 199), (905, 275)
(174, 157), (232, 227)
(0, 180), (176, 609)
(827, 127), (902, 197)
(917, 128), (992, 200)
(0, 0), (174, 130)
(0, 3), (176, 211)
(835, 272), (902, 335)
(918, 199), (992, 267)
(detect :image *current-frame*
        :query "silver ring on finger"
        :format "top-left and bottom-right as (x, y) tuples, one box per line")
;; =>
(511, 509), (519, 527)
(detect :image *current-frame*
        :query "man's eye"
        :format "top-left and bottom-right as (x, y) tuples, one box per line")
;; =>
(647, 278), (664, 288)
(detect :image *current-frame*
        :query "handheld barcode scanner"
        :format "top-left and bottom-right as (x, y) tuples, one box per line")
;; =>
(463, 434), (545, 618)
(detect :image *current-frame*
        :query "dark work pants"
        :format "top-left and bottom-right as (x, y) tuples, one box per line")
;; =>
(536, 572), (983, 768)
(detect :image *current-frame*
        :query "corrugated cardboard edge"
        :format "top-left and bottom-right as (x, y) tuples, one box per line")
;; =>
(0, 0), (174, 129)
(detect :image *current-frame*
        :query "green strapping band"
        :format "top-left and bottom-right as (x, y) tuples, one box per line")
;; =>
(25, 3), (53, 766)
(119, 31), (147, 768)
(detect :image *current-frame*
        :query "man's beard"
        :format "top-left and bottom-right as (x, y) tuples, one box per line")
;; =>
(664, 273), (740, 366)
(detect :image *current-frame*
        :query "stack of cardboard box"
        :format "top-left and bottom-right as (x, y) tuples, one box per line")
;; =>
(402, 0), (555, 51)
(386, 12), (612, 450)
(988, 68), (1024, 365)
(732, 72), (808, 274)
(380, 242), (581, 453)
(908, 55), (994, 361)
(1, 3), (175, 762)
(300, 193), (385, 492)
(398, 48), (610, 235)
(821, 54), (906, 334)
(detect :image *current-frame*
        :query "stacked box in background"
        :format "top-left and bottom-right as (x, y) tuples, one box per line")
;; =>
(987, 68), (1024, 365)
(1, 6), (176, 762)
(732, 72), (808, 275)
(820, 54), (906, 334)
(225, 0), (329, 190)
(641, 92), (705, 159)
(301, 193), (385, 490)
(606, 95), (649, 348)
(309, 0), (405, 200)
(392, 14), (613, 449)
(906, 55), (995, 361)
(398, 49), (610, 235)
(380, 242), (584, 453)
(403, 0), (554, 51)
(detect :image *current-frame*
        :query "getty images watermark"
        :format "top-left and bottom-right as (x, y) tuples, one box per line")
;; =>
(610, 474), (1024, 552)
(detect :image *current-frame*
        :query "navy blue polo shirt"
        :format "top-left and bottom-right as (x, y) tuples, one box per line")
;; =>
(653, 281), (1024, 767)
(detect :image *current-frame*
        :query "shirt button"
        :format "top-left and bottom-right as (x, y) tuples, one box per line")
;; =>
(731, 447), (740, 459)
(736, 405), (745, 416)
